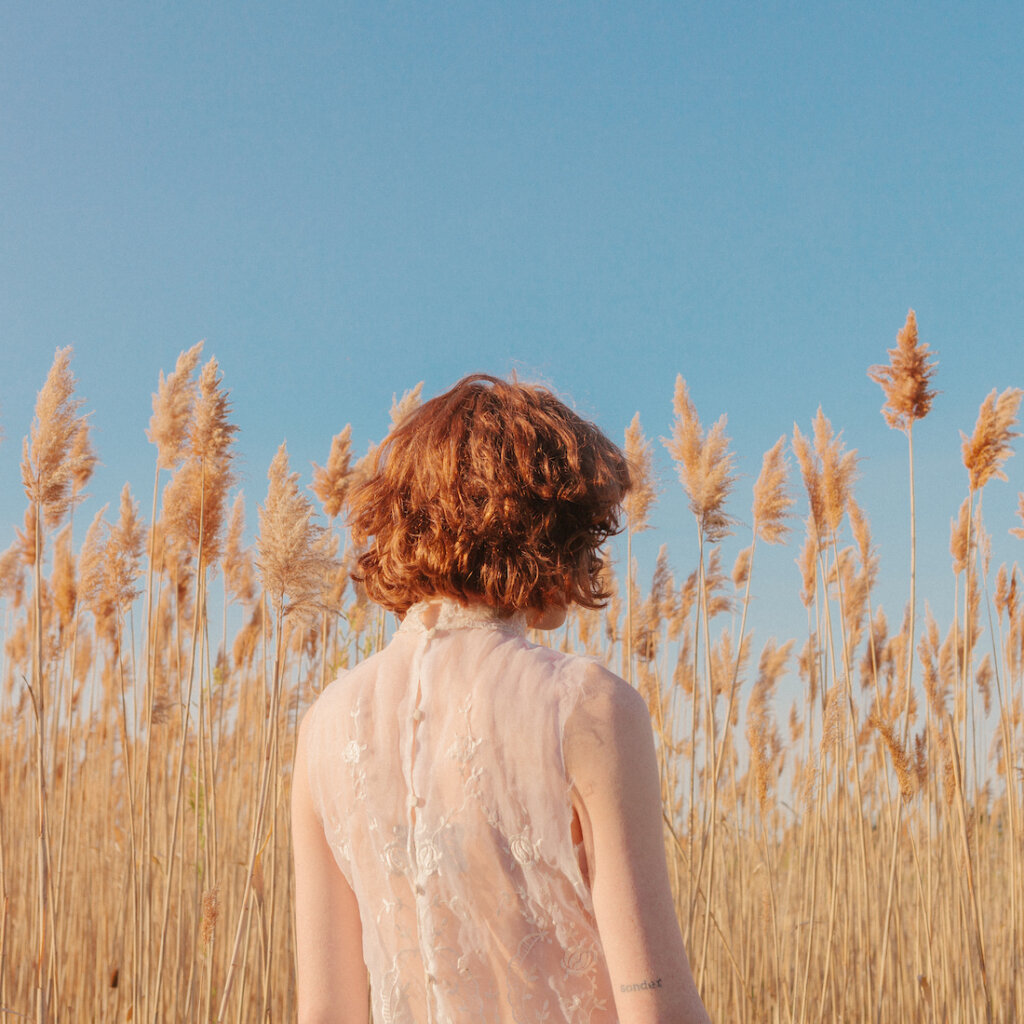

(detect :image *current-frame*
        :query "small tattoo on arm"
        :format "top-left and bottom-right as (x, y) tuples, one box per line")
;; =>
(620, 978), (663, 992)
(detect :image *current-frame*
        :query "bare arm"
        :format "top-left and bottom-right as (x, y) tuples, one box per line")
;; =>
(292, 709), (369, 1024)
(565, 667), (710, 1024)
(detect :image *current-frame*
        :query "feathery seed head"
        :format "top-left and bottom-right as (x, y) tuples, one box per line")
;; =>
(70, 419), (98, 497)
(21, 347), (88, 528)
(148, 341), (203, 470)
(390, 382), (424, 430)
(867, 309), (938, 432)
(223, 492), (256, 604)
(663, 376), (737, 542)
(257, 442), (335, 616)
(961, 387), (1023, 492)
(623, 413), (657, 534)
(312, 425), (354, 520)
(752, 435), (794, 544)
(190, 357), (238, 463)
(1012, 493), (1024, 540)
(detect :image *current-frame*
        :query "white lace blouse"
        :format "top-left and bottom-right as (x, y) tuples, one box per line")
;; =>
(304, 597), (619, 1023)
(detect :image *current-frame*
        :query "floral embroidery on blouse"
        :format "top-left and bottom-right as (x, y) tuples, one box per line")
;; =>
(308, 597), (619, 1023)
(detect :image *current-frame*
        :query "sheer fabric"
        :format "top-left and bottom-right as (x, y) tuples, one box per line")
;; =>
(305, 598), (619, 1023)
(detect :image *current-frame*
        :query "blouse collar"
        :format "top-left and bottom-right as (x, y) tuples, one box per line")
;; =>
(398, 597), (528, 637)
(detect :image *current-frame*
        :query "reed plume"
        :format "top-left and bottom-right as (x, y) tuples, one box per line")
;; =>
(751, 436), (793, 544)
(1012, 494), (1024, 539)
(312, 425), (354, 520)
(868, 710), (916, 800)
(161, 357), (237, 569)
(223, 492), (256, 604)
(70, 419), (97, 502)
(52, 525), (77, 639)
(624, 412), (657, 682)
(257, 443), (334, 616)
(21, 348), (89, 527)
(147, 341), (204, 469)
(663, 376), (736, 542)
(961, 387), (1023, 492)
(746, 639), (793, 807)
(868, 309), (938, 432)
(624, 412), (657, 534)
(390, 382), (424, 430)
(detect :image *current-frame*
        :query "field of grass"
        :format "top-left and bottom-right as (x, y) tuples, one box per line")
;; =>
(1, 323), (1022, 1022)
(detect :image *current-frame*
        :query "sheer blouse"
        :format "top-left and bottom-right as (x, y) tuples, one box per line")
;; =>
(304, 597), (619, 1023)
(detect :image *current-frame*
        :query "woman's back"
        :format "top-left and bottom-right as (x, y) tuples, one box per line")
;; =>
(305, 598), (619, 1023)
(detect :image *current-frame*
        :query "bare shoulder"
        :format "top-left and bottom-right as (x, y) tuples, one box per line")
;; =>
(563, 660), (654, 789)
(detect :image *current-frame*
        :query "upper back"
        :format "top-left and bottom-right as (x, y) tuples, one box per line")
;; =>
(305, 598), (618, 1023)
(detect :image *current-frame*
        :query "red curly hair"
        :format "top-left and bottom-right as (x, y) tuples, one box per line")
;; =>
(349, 374), (631, 615)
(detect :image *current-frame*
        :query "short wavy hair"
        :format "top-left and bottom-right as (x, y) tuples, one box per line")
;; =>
(349, 374), (631, 616)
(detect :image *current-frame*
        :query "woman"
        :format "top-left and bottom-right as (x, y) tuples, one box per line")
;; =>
(292, 374), (710, 1024)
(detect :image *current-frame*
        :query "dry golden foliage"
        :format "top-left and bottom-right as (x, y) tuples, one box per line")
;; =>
(223, 491), (256, 604)
(78, 486), (145, 649)
(389, 382), (424, 430)
(623, 412), (657, 534)
(796, 517), (817, 608)
(191, 357), (239, 463)
(746, 639), (793, 807)
(0, 543), (23, 605)
(21, 347), (90, 528)
(663, 375), (736, 542)
(847, 499), (879, 591)
(868, 309), (938, 431)
(257, 442), (334, 616)
(70, 418), (98, 499)
(751, 435), (793, 544)
(868, 709), (916, 800)
(201, 888), (220, 950)
(312, 424), (354, 520)
(1012, 493), (1024, 540)
(798, 633), (819, 708)
(961, 387), (1023, 492)
(668, 568), (697, 641)
(161, 457), (232, 569)
(950, 497), (971, 576)
(975, 654), (993, 717)
(16, 503), (38, 566)
(793, 408), (857, 541)
(634, 545), (672, 663)
(860, 605), (888, 691)
(821, 683), (843, 754)
(157, 356), (238, 570)
(147, 341), (204, 469)
(52, 524), (77, 636)
(710, 629), (751, 705)
(994, 564), (1011, 618)
(732, 545), (752, 589)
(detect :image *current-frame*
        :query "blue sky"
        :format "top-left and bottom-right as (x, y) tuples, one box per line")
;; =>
(1, 2), (1021, 694)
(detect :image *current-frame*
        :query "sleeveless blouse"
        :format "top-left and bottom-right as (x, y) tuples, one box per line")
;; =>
(304, 598), (619, 1023)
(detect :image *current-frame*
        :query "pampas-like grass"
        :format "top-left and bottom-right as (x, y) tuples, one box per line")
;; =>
(20, 348), (89, 528)
(311, 425), (354, 521)
(961, 388), (1023, 492)
(624, 412), (657, 535)
(3, 348), (1024, 1021)
(147, 341), (203, 470)
(868, 309), (938, 432)
(1012, 493), (1024, 539)
(256, 443), (334, 616)
(223, 492), (256, 605)
(751, 436), (793, 545)
(664, 376), (736, 543)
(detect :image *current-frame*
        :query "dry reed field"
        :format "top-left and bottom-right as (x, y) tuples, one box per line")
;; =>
(1, 317), (1023, 1022)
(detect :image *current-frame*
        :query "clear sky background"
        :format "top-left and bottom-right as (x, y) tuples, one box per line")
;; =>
(1, 2), (1021, 707)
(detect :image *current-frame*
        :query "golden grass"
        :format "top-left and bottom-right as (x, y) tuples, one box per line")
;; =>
(0, 338), (1022, 1022)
